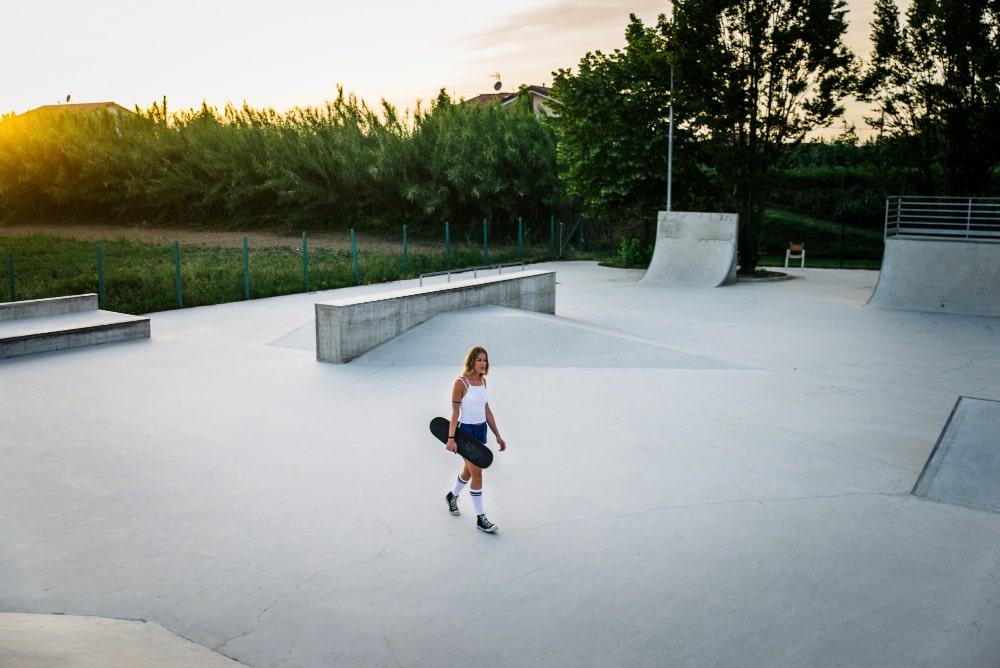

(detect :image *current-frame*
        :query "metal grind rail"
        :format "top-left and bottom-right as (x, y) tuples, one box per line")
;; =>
(419, 261), (527, 287)
(885, 196), (1000, 241)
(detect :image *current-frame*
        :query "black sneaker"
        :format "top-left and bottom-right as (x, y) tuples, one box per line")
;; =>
(446, 492), (460, 516)
(476, 514), (497, 533)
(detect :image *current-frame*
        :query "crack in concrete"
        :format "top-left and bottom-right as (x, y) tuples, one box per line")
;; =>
(374, 513), (395, 538)
(503, 554), (569, 586)
(256, 567), (336, 623)
(383, 633), (403, 668)
(213, 628), (254, 652)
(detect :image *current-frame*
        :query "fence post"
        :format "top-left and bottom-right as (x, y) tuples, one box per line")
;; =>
(351, 228), (360, 285)
(445, 221), (451, 270)
(559, 221), (564, 258)
(96, 245), (106, 308)
(302, 231), (309, 291)
(839, 224), (845, 269)
(549, 214), (556, 259)
(579, 216), (585, 250)
(242, 236), (250, 300)
(402, 224), (408, 277)
(967, 197), (973, 239)
(482, 219), (489, 266)
(6, 252), (13, 302)
(518, 217), (524, 262)
(884, 198), (890, 240)
(174, 241), (183, 307)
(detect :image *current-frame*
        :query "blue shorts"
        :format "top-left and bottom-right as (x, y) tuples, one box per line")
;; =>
(458, 422), (487, 444)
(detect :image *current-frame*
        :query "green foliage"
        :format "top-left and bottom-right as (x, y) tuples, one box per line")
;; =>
(859, 0), (1000, 195)
(670, 0), (856, 273)
(548, 16), (722, 230)
(0, 90), (569, 236)
(408, 90), (565, 236)
(759, 209), (884, 260)
(771, 138), (912, 228)
(612, 237), (653, 267)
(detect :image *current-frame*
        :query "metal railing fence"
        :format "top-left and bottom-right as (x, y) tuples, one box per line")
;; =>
(885, 196), (1000, 241)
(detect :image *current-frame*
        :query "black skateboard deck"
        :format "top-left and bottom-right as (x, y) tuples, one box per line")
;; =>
(429, 417), (493, 469)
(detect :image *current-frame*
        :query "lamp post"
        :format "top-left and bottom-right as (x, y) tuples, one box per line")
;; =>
(666, 65), (674, 213)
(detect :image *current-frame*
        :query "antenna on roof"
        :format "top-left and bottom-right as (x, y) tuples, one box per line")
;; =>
(491, 72), (503, 92)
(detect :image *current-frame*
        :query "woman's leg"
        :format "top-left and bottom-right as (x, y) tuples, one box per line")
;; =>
(452, 461), (471, 496)
(467, 463), (485, 516)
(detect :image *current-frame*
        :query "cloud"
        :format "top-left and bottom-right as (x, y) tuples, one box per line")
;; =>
(447, 0), (666, 56)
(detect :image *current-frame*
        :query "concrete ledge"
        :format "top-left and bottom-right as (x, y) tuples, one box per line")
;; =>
(316, 270), (556, 363)
(0, 294), (98, 321)
(0, 311), (150, 360)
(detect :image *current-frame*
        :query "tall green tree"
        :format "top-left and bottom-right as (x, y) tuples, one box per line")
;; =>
(861, 0), (1000, 195)
(669, 0), (854, 273)
(549, 15), (715, 240)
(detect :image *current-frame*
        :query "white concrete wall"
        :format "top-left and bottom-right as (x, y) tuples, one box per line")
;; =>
(315, 270), (556, 363)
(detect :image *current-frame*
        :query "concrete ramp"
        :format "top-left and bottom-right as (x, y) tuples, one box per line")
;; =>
(868, 238), (1000, 317)
(0, 613), (245, 667)
(640, 211), (739, 287)
(913, 396), (1000, 513)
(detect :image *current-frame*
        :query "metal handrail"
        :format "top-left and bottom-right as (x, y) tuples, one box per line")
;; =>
(884, 196), (1000, 242)
(418, 261), (527, 286)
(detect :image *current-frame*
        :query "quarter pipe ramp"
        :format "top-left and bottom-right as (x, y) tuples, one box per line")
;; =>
(868, 237), (1000, 317)
(640, 211), (739, 287)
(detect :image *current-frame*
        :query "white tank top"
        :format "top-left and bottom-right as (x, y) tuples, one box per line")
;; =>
(459, 376), (487, 424)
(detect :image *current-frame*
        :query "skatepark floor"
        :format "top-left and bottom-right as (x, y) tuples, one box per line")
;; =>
(2, 262), (999, 667)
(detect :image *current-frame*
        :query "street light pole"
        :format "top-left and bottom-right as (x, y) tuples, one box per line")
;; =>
(666, 64), (674, 213)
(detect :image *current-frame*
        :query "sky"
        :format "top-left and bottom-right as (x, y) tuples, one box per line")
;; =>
(3, 0), (878, 136)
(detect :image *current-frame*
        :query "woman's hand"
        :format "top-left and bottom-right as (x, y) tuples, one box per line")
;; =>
(446, 438), (458, 453)
(497, 436), (506, 452)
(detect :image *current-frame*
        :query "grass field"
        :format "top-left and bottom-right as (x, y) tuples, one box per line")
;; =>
(0, 233), (559, 314)
(0, 210), (883, 313)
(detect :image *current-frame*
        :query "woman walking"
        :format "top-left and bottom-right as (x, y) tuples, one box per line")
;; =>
(445, 345), (506, 533)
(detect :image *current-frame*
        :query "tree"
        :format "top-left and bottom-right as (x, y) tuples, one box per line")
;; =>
(669, 0), (854, 273)
(548, 15), (715, 241)
(860, 0), (1000, 195)
(409, 89), (564, 233)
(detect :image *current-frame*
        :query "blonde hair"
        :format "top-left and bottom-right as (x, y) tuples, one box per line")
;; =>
(462, 345), (490, 377)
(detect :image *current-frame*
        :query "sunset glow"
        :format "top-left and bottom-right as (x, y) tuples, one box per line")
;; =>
(6, 0), (877, 134)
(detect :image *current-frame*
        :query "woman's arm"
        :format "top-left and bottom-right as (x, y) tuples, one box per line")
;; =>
(485, 403), (506, 451)
(447, 379), (464, 453)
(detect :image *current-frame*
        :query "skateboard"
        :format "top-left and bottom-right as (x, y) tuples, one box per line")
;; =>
(429, 417), (493, 469)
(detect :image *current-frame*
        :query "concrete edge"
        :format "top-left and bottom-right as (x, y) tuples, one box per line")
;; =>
(0, 320), (150, 360)
(0, 294), (98, 321)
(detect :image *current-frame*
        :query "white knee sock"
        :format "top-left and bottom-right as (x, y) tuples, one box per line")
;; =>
(470, 488), (484, 515)
(451, 475), (469, 497)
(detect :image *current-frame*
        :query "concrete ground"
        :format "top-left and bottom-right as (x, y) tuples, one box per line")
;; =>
(2, 262), (999, 667)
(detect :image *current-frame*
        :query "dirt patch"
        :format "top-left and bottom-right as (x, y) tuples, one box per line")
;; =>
(0, 222), (445, 253)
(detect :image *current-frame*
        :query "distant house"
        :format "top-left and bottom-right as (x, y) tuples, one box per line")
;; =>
(465, 92), (512, 107)
(464, 86), (554, 117)
(501, 86), (553, 116)
(19, 101), (134, 118)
